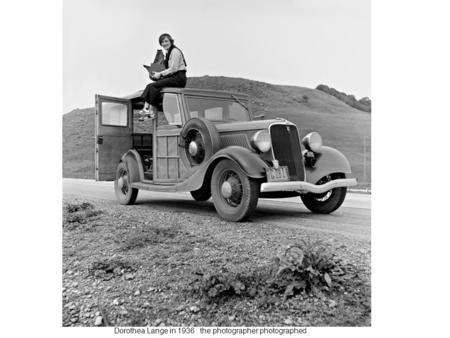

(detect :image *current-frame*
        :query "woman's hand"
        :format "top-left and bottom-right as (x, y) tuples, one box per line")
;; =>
(150, 72), (161, 80)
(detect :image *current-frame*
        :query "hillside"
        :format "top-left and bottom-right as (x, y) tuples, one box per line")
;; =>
(316, 84), (371, 112)
(63, 76), (371, 187)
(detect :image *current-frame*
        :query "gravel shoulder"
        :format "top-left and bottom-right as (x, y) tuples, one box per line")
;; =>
(62, 197), (371, 327)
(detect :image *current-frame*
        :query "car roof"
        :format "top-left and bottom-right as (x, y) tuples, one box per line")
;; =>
(123, 87), (250, 101)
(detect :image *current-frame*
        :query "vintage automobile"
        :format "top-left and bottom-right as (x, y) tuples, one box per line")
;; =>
(94, 87), (357, 221)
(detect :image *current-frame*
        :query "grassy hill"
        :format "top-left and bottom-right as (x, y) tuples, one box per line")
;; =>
(63, 76), (371, 187)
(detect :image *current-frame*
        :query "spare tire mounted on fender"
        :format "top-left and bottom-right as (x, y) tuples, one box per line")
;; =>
(180, 118), (221, 168)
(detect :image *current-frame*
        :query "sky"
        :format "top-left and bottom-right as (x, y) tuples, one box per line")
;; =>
(63, 0), (370, 113)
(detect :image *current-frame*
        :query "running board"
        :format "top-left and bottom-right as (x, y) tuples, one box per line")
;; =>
(260, 178), (357, 194)
(131, 181), (177, 192)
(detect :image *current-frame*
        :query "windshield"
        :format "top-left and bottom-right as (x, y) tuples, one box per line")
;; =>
(186, 96), (251, 122)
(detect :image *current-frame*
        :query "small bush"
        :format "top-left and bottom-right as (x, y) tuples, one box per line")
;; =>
(191, 240), (346, 303)
(191, 265), (277, 304)
(273, 240), (344, 299)
(65, 202), (94, 213)
(199, 272), (247, 299)
(293, 95), (309, 104)
(63, 201), (103, 230)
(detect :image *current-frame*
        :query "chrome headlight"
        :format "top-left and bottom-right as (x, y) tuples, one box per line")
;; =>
(302, 132), (322, 152)
(251, 130), (272, 152)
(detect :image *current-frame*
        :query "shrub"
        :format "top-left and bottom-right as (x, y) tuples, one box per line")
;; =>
(191, 240), (346, 303)
(65, 202), (94, 213)
(201, 272), (246, 299)
(316, 84), (371, 112)
(293, 95), (309, 104)
(190, 265), (276, 303)
(273, 240), (344, 299)
(63, 201), (102, 227)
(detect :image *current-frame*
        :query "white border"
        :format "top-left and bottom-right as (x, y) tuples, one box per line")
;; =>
(2, 0), (450, 337)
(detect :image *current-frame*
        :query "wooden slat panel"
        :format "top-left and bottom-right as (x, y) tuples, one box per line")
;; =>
(167, 136), (178, 157)
(155, 128), (182, 183)
(168, 158), (179, 179)
(157, 137), (167, 157)
(157, 158), (168, 179)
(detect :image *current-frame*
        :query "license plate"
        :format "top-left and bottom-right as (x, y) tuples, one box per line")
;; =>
(266, 166), (290, 182)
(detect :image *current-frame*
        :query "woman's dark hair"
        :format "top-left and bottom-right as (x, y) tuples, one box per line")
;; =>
(159, 33), (187, 68)
(159, 33), (174, 46)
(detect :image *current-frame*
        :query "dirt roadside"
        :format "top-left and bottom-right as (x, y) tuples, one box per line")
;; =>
(62, 197), (371, 327)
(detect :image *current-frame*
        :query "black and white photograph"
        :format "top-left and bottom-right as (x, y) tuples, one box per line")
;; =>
(5, 0), (450, 337)
(62, 0), (371, 328)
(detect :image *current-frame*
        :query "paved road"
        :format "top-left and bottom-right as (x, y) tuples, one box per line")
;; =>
(63, 179), (371, 240)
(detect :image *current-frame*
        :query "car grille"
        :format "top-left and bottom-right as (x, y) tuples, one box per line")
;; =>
(270, 124), (305, 181)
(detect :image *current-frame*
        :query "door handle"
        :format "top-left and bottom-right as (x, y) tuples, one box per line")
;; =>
(96, 136), (103, 144)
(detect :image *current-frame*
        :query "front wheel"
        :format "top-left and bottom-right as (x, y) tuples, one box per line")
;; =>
(300, 173), (347, 214)
(114, 162), (139, 205)
(211, 159), (260, 222)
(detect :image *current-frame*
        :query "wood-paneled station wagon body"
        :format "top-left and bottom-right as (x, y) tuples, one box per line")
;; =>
(95, 88), (357, 221)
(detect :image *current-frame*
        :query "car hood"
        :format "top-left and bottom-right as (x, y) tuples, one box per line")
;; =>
(214, 118), (292, 132)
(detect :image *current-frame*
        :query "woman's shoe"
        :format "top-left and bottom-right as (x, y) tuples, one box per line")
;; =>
(138, 109), (149, 122)
(139, 108), (150, 116)
(140, 108), (156, 118)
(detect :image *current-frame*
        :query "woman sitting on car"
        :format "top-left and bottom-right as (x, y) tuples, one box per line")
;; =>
(140, 33), (187, 118)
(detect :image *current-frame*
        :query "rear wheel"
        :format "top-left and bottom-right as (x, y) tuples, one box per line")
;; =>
(114, 162), (139, 205)
(211, 159), (260, 222)
(300, 173), (347, 214)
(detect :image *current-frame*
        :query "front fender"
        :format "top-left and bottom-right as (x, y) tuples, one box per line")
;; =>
(304, 146), (352, 184)
(175, 146), (268, 192)
(213, 146), (268, 178)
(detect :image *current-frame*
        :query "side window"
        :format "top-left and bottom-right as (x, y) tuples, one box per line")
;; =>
(162, 94), (181, 126)
(228, 102), (248, 121)
(101, 102), (128, 126)
(185, 96), (250, 122)
(205, 107), (223, 120)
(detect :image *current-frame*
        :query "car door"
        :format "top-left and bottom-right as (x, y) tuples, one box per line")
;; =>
(95, 95), (132, 181)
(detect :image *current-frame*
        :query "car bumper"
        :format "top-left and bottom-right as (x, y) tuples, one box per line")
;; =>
(260, 178), (357, 194)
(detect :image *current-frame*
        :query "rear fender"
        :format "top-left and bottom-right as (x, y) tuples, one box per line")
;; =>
(120, 149), (144, 183)
(304, 146), (352, 184)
